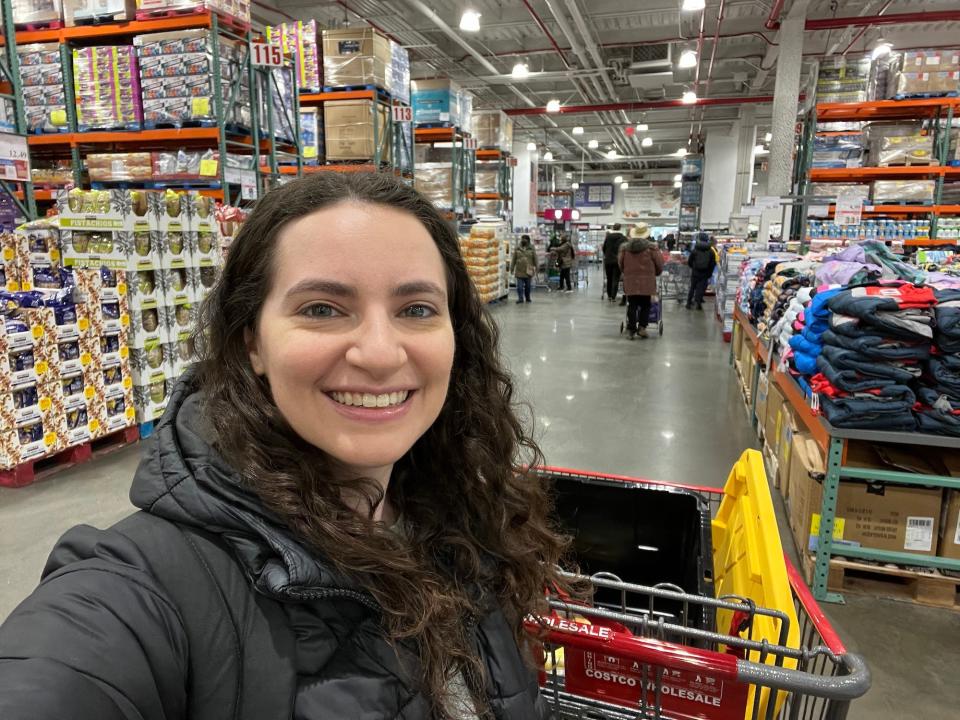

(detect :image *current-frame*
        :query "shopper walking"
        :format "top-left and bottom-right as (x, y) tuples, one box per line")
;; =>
(686, 231), (717, 310)
(619, 222), (663, 339)
(511, 233), (537, 303)
(602, 223), (628, 302)
(555, 233), (575, 292)
(0, 173), (570, 720)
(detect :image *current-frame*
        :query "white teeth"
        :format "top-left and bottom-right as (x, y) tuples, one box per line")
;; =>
(330, 390), (410, 408)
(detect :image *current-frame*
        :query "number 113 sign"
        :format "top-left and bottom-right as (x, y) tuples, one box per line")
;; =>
(251, 42), (283, 67)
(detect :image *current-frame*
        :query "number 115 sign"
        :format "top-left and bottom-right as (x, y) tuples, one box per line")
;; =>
(251, 41), (283, 67)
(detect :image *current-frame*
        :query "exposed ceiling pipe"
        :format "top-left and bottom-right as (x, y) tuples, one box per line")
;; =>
(807, 9), (960, 30)
(696, 0), (726, 138)
(251, 0), (296, 22)
(504, 95), (781, 116)
(334, 1), (406, 46)
(842, 0), (894, 56)
(520, 0), (572, 69)
(400, 0), (500, 75)
(765, 0), (786, 30)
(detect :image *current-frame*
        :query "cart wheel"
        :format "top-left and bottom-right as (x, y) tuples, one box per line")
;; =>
(658, 320), (664, 336)
(619, 321), (624, 335)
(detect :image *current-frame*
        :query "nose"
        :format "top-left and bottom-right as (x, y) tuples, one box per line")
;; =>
(344, 309), (408, 377)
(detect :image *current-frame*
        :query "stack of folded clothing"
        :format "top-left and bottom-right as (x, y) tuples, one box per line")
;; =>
(790, 286), (843, 376)
(771, 286), (813, 355)
(816, 282), (937, 430)
(915, 289), (960, 435)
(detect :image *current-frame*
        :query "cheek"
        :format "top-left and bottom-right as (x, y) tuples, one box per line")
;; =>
(258, 327), (339, 390)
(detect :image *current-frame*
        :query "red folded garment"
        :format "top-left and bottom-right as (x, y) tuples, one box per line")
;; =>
(848, 283), (936, 309)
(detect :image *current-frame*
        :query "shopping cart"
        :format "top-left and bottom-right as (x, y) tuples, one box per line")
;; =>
(620, 275), (665, 338)
(662, 261), (690, 305)
(527, 458), (871, 720)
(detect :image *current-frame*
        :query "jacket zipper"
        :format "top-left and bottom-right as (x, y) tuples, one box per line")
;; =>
(284, 586), (382, 613)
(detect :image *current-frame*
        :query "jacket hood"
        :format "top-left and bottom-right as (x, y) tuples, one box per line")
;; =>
(130, 369), (359, 600)
(627, 238), (652, 253)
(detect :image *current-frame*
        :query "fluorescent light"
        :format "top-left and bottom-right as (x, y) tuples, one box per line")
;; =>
(871, 41), (892, 60)
(572, 125), (584, 135)
(678, 49), (697, 69)
(641, 136), (653, 147)
(682, 90), (697, 104)
(754, 144), (769, 155)
(511, 62), (529, 79)
(553, 209), (563, 220)
(675, 148), (688, 157)
(674, 180), (682, 188)
(546, 99), (561, 113)
(764, 132), (772, 142)
(526, 141), (537, 151)
(571, 182), (580, 189)
(459, 9), (481, 32)
(542, 150), (553, 161)
(673, 173), (681, 182)
(681, 0), (706, 10)
(565, 172), (572, 178)
(606, 149), (618, 159)
(620, 182), (629, 189)
(614, 175), (623, 183)
(588, 139), (599, 149)
(636, 123), (648, 132)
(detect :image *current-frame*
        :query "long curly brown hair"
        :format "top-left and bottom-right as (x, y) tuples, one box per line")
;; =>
(195, 172), (570, 717)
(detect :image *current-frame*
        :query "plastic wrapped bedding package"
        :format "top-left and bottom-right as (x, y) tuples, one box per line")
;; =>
(812, 133), (863, 168)
(62, 0), (135, 24)
(321, 27), (392, 90)
(814, 55), (871, 104)
(809, 184), (871, 202)
(18, 43), (67, 133)
(10, 0), (62, 25)
(414, 163), (455, 209)
(323, 99), (390, 162)
(72, 45), (143, 131)
(134, 0), (250, 25)
(475, 163), (499, 194)
(864, 122), (935, 166)
(872, 179), (937, 204)
(471, 109), (514, 151)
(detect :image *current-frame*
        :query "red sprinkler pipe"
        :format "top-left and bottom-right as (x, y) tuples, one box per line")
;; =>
(806, 10), (960, 30)
(520, 0), (573, 69)
(765, 0), (785, 30)
(697, 0), (726, 137)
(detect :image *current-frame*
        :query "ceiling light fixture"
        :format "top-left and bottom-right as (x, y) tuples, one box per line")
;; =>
(673, 174), (681, 182)
(511, 62), (529, 79)
(572, 125), (584, 135)
(641, 136), (653, 147)
(588, 139), (599, 149)
(565, 172), (572, 178)
(526, 141), (537, 151)
(764, 132), (772, 142)
(459, 9), (481, 32)
(571, 209), (581, 220)
(542, 150), (554, 161)
(546, 99), (561, 113)
(681, 0), (706, 11)
(673, 180), (682, 188)
(636, 123), (648, 132)
(754, 144), (769, 155)
(606, 149), (618, 159)
(571, 181), (580, 189)
(620, 182), (629, 190)
(553, 209), (563, 220)
(678, 49), (697, 69)
(682, 90), (698, 104)
(675, 148), (688, 157)
(614, 175), (623, 183)
(871, 40), (893, 60)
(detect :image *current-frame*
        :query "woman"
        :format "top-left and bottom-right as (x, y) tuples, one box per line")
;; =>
(618, 222), (663, 339)
(0, 173), (570, 719)
(554, 234), (575, 293)
(510, 234), (537, 304)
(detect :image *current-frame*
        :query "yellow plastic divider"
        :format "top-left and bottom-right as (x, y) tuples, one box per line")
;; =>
(712, 449), (800, 718)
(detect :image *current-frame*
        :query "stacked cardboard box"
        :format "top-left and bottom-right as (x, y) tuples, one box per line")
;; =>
(134, 0), (250, 25)
(63, 0), (135, 24)
(18, 43), (67, 134)
(322, 27), (391, 90)
(412, 78), (461, 126)
(814, 56), (871, 104)
(887, 49), (960, 98)
(471, 110), (513, 151)
(389, 40), (410, 104)
(324, 99), (390, 162)
(72, 45), (143, 131)
(11, 0), (62, 26)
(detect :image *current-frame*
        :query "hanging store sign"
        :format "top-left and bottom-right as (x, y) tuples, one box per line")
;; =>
(835, 189), (863, 226)
(756, 196), (781, 211)
(251, 41), (284, 68)
(622, 186), (680, 220)
(0, 133), (31, 182)
(573, 182), (613, 208)
(392, 105), (413, 123)
(240, 170), (258, 200)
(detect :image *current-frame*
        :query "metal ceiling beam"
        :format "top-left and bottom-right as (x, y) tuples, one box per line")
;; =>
(504, 95), (780, 116)
(807, 9), (960, 30)
(398, 0), (499, 75)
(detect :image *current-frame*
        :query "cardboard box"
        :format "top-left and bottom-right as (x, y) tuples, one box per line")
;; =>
(471, 109), (513, 150)
(754, 371), (770, 431)
(321, 28), (391, 89)
(937, 487), (960, 560)
(323, 99), (391, 162)
(775, 405), (798, 494)
(788, 432), (825, 551)
(763, 378), (786, 447)
(411, 78), (461, 125)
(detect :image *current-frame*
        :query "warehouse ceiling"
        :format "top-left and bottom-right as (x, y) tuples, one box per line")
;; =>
(253, 0), (960, 173)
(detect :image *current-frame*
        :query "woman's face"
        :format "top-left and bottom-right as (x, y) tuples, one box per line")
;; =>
(248, 201), (455, 475)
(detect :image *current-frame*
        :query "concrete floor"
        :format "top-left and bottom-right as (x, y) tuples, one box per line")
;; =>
(1, 266), (958, 718)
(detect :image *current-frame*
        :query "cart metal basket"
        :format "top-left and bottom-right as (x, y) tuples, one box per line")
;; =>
(662, 261), (690, 304)
(529, 466), (870, 720)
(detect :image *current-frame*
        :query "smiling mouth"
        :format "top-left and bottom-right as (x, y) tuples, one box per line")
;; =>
(328, 390), (412, 408)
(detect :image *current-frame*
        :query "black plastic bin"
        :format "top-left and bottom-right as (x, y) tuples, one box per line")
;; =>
(542, 469), (716, 633)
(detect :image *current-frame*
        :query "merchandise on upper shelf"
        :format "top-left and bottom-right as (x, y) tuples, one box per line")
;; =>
(415, 164), (456, 211)
(323, 99), (390, 162)
(133, 0), (250, 25)
(389, 41), (410, 105)
(63, 0), (135, 24)
(812, 133), (863, 169)
(813, 56), (871, 104)
(72, 46), (143, 131)
(10, 0), (62, 26)
(266, 20), (321, 94)
(471, 110), (513, 151)
(883, 49), (960, 99)
(864, 122), (935, 167)
(321, 27), (391, 90)
(872, 179), (936, 204)
(18, 43), (67, 134)
(299, 109), (324, 165)
(84, 149), (253, 183)
(411, 78), (462, 126)
(259, 65), (297, 143)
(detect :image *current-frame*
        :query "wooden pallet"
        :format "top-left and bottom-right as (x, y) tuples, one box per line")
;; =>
(0, 425), (139, 489)
(803, 553), (960, 611)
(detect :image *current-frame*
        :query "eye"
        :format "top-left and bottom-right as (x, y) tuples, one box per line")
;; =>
(300, 303), (340, 318)
(402, 304), (436, 319)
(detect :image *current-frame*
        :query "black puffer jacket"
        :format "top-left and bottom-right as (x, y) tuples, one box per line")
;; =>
(0, 375), (544, 719)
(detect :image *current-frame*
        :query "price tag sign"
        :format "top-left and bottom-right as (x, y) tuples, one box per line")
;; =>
(0, 132), (31, 182)
(835, 189), (863, 226)
(240, 170), (258, 200)
(391, 105), (413, 123)
(464, 137), (478, 150)
(251, 41), (283, 68)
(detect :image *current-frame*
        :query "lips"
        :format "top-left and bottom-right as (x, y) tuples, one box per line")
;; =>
(329, 390), (411, 408)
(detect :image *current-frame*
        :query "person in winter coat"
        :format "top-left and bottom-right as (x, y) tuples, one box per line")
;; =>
(554, 234), (575, 292)
(686, 231), (717, 310)
(601, 223), (628, 302)
(618, 222), (663, 339)
(0, 172), (572, 720)
(511, 234), (537, 303)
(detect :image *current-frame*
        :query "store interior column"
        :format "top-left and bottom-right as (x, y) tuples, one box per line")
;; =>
(733, 105), (758, 214)
(701, 128), (741, 228)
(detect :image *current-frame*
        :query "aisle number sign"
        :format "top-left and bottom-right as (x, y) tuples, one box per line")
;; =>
(251, 42), (283, 68)
(464, 137), (477, 150)
(392, 105), (413, 123)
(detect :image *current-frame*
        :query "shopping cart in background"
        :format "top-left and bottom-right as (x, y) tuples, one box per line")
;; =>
(528, 452), (870, 720)
(662, 259), (690, 305)
(620, 275), (666, 338)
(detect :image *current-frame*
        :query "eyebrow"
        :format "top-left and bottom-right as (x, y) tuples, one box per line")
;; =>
(392, 281), (446, 299)
(284, 279), (445, 300)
